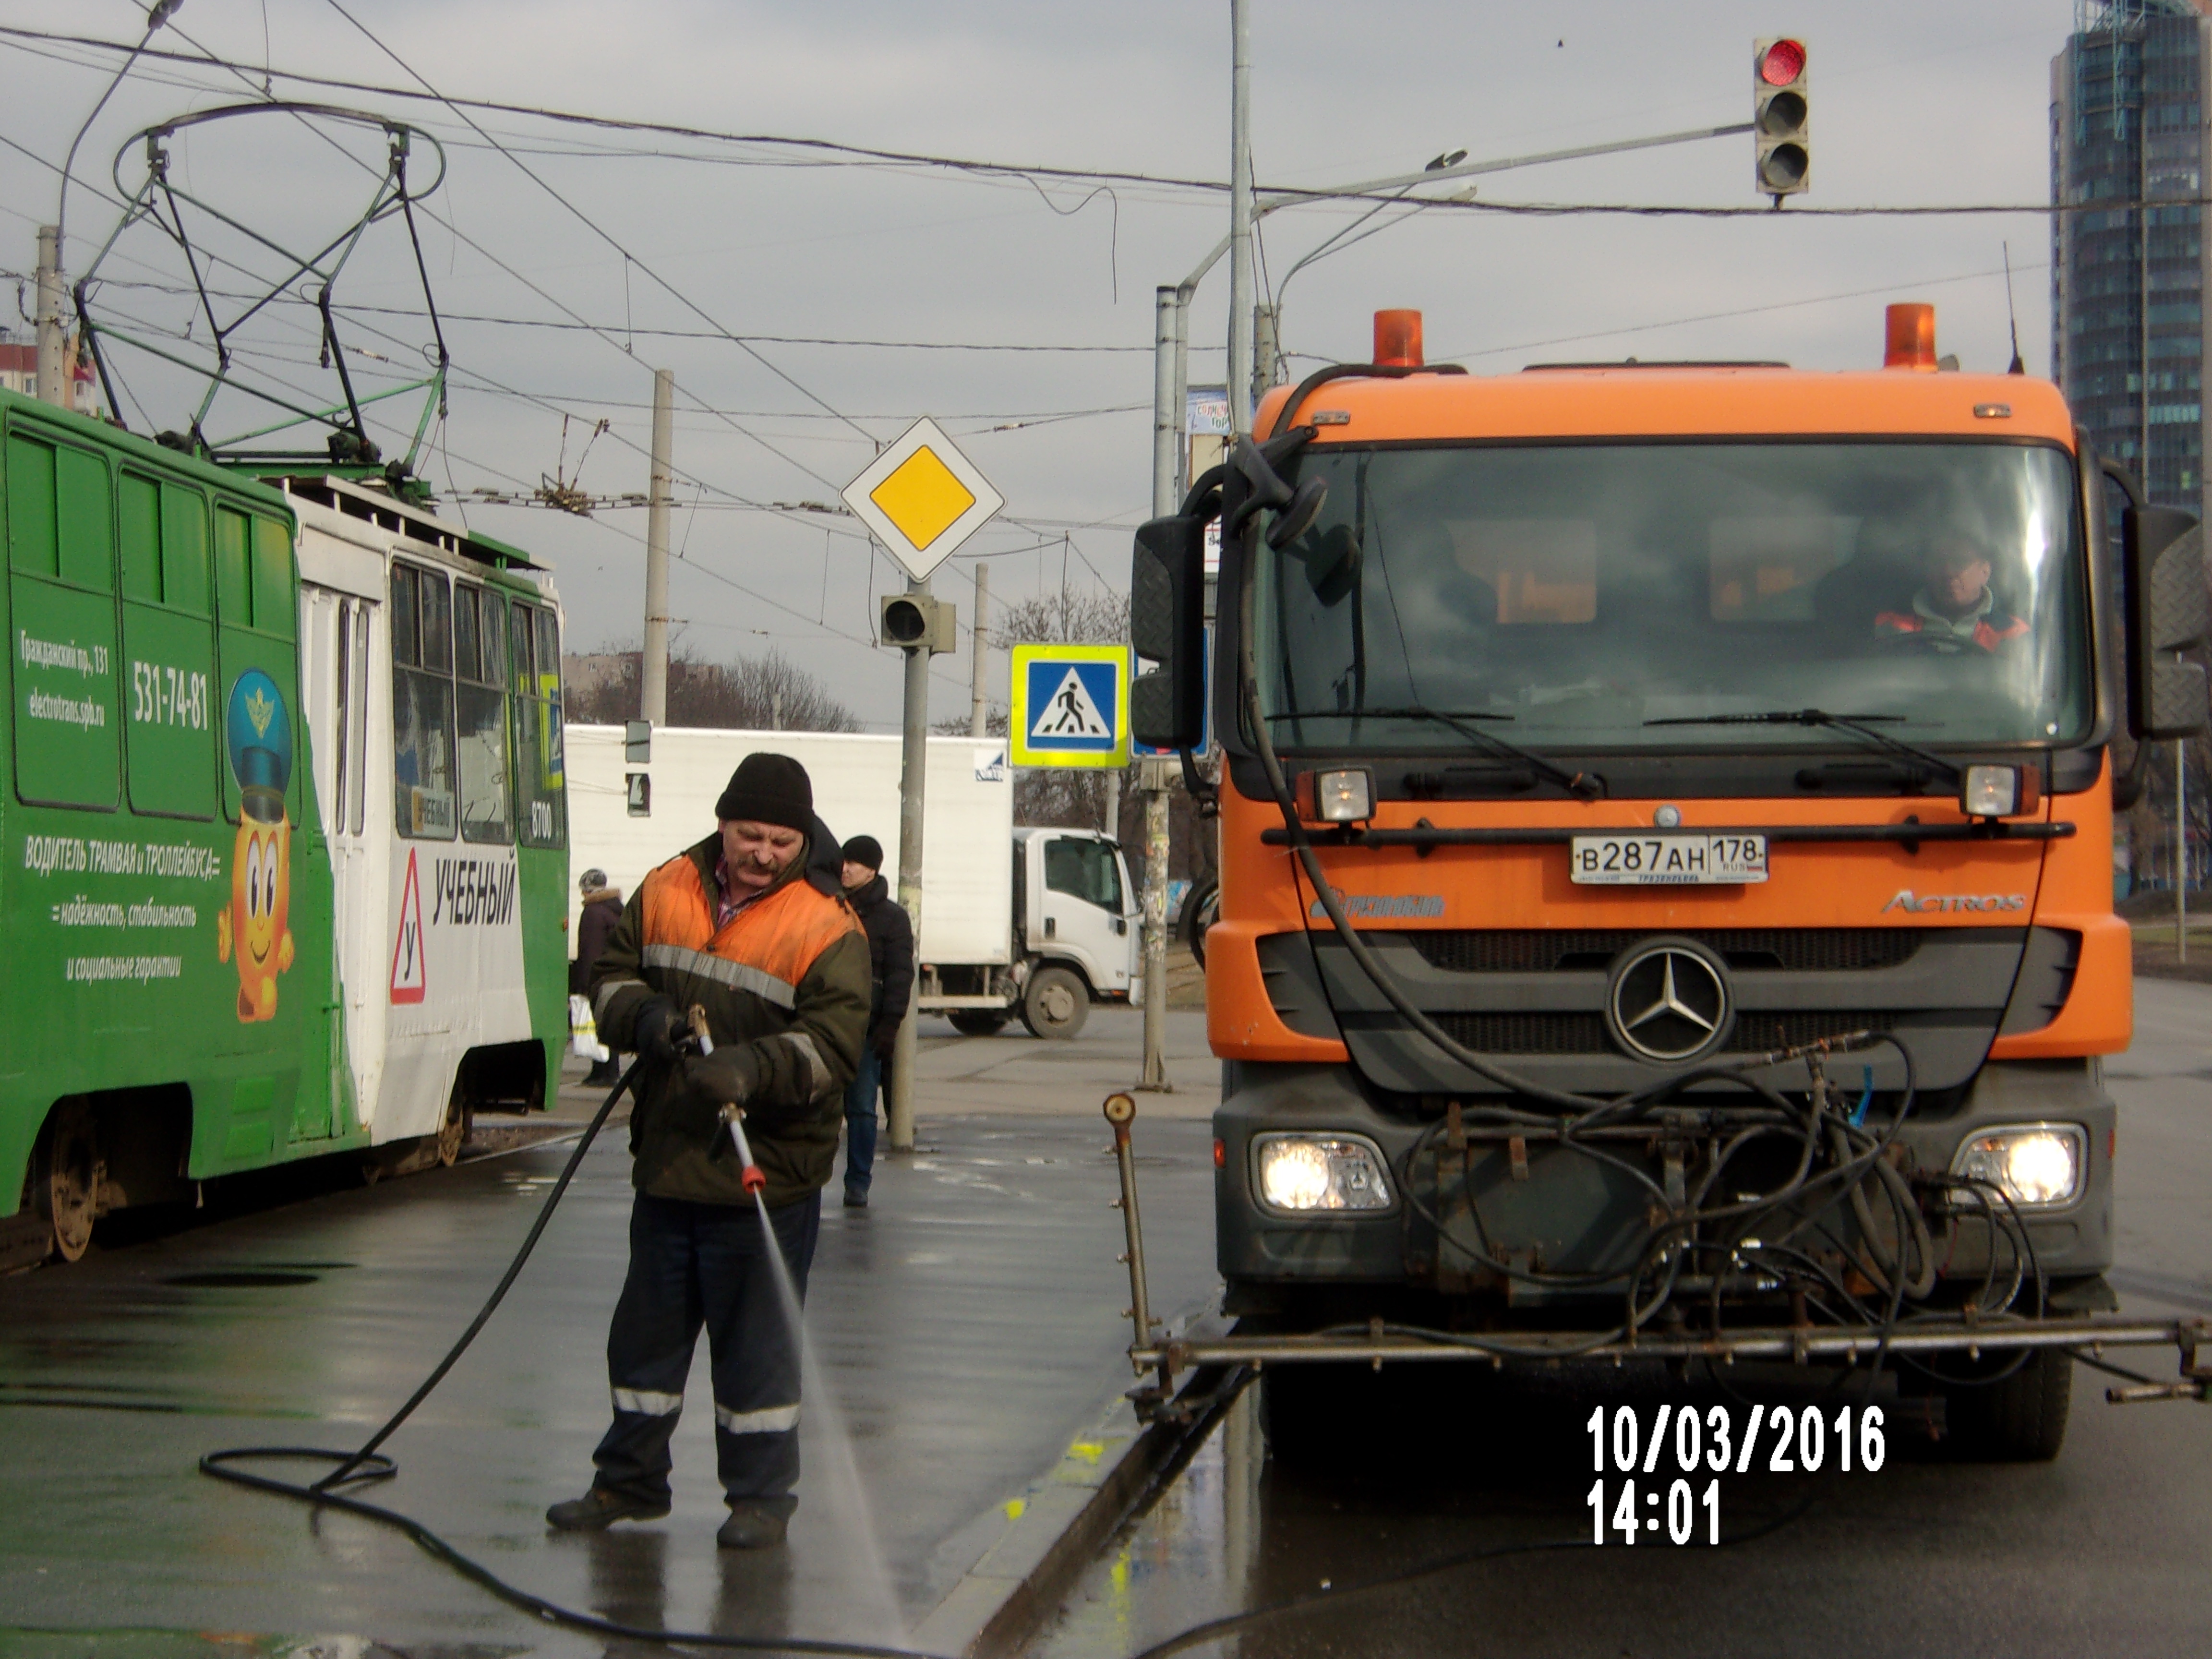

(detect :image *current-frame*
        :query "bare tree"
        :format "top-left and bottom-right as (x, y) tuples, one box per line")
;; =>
(563, 643), (860, 732)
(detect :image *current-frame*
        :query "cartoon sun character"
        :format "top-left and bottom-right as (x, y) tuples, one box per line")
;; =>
(216, 669), (296, 1022)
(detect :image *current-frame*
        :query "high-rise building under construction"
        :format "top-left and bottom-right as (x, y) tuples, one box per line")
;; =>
(2052, 0), (2211, 513)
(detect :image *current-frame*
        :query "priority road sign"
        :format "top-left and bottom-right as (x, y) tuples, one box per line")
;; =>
(1010, 643), (1129, 769)
(840, 417), (1005, 581)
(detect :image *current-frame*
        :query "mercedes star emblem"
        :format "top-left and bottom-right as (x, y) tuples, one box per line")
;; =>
(1607, 941), (1732, 1063)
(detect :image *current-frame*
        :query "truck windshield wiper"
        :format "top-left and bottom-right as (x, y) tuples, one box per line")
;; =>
(1642, 709), (1960, 783)
(1269, 704), (1604, 799)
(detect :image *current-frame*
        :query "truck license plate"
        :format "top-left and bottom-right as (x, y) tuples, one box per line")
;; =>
(1569, 833), (1768, 886)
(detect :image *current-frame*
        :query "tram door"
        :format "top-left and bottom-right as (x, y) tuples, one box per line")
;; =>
(299, 576), (385, 1134)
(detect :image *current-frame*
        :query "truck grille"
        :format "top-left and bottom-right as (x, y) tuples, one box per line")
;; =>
(1431, 1009), (1911, 1056)
(1403, 929), (1922, 975)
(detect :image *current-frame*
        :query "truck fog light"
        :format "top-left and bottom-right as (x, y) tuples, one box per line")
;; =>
(1253, 1134), (1392, 1214)
(1960, 764), (2037, 818)
(1951, 1123), (2084, 1209)
(1296, 767), (1374, 824)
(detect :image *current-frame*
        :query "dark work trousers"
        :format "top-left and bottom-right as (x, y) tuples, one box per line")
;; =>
(592, 1189), (821, 1515)
(842, 1048), (881, 1198)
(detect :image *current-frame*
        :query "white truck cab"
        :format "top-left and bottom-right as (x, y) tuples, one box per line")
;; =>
(1003, 827), (1142, 1038)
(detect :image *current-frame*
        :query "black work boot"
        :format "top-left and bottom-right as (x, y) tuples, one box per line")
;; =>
(545, 1485), (670, 1531)
(716, 1501), (791, 1549)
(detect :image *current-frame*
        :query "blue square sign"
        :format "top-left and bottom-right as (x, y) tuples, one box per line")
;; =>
(1009, 644), (1128, 768)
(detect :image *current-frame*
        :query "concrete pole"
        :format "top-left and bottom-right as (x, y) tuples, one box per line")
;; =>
(2179, 740), (2189, 964)
(1252, 302), (1280, 411)
(1140, 768), (1171, 1089)
(889, 573), (930, 1152)
(1227, 0), (1255, 437)
(970, 562), (990, 738)
(640, 368), (674, 726)
(35, 226), (68, 410)
(1154, 287), (1182, 518)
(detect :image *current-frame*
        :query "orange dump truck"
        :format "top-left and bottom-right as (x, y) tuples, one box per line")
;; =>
(1125, 305), (2211, 1457)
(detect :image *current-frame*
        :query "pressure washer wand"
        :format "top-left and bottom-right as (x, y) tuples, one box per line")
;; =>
(686, 1005), (768, 1197)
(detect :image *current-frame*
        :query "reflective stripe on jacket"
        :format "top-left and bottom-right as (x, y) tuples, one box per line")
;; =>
(591, 829), (870, 1207)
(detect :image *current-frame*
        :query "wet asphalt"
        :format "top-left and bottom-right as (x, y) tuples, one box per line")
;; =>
(1032, 977), (2212, 1659)
(0, 1015), (1218, 1658)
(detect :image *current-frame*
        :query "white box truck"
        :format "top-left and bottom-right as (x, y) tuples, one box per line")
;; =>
(564, 726), (1142, 1037)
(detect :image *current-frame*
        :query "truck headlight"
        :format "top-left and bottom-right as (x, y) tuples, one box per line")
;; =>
(1252, 1134), (1393, 1214)
(1950, 1123), (2085, 1209)
(1960, 764), (2039, 818)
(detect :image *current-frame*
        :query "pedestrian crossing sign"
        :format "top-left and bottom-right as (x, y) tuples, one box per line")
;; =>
(1009, 643), (1129, 768)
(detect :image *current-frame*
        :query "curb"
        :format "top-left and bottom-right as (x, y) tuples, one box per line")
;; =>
(911, 1317), (1238, 1659)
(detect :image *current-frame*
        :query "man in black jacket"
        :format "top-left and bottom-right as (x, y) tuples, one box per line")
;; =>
(572, 869), (625, 1086)
(837, 835), (913, 1208)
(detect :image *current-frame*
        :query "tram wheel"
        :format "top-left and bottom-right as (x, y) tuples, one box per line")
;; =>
(39, 1101), (101, 1263)
(434, 1090), (472, 1168)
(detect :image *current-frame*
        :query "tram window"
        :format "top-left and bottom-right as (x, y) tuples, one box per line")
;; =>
(391, 565), (420, 664)
(511, 600), (566, 848)
(391, 561), (457, 840)
(118, 475), (217, 821)
(8, 430), (121, 809)
(456, 584), (512, 845)
(350, 602), (370, 836)
(333, 597), (354, 834)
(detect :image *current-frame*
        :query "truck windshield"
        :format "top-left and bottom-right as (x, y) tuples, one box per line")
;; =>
(1253, 442), (2090, 754)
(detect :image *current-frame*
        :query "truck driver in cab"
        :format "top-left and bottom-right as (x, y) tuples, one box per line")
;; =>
(1875, 534), (2030, 654)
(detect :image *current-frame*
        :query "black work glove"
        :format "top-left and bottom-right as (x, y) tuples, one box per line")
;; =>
(681, 1046), (755, 1114)
(630, 996), (683, 1066)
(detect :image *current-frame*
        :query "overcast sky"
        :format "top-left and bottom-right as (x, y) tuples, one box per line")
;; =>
(0, 0), (2078, 731)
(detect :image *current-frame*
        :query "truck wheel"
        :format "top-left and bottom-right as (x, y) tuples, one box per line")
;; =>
(1020, 967), (1089, 1040)
(948, 1010), (1011, 1037)
(1180, 878), (1220, 968)
(1940, 1349), (2073, 1461)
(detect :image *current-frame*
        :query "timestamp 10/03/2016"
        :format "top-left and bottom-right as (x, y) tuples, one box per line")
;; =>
(1586, 1402), (1887, 1545)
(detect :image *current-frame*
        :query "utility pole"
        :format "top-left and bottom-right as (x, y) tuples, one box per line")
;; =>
(35, 226), (67, 410)
(2179, 740), (2189, 965)
(1227, 0), (1255, 436)
(889, 572), (931, 1152)
(970, 563), (990, 738)
(640, 368), (674, 726)
(1252, 302), (1280, 409)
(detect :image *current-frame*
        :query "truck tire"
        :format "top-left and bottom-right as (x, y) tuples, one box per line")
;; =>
(948, 1010), (1011, 1037)
(1020, 966), (1089, 1040)
(1179, 878), (1220, 968)
(1940, 1349), (2073, 1462)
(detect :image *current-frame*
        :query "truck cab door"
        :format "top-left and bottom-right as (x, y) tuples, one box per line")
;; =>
(1038, 833), (1134, 998)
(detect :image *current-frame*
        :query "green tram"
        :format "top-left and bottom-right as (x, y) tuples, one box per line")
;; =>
(0, 386), (569, 1268)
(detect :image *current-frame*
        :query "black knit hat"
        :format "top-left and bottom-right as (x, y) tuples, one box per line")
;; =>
(841, 834), (884, 871)
(714, 752), (814, 832)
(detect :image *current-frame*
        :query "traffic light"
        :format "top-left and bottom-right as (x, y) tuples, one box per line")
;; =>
(879, 592), (957, 654)
(1753, 36), (1809, 198)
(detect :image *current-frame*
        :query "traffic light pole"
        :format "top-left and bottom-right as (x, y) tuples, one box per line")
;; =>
(888, 571), (930, 1153)
(640, 368), (674, 726)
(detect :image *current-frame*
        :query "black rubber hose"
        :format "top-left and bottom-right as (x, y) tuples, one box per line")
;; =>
(199, 1062), (953, 1659)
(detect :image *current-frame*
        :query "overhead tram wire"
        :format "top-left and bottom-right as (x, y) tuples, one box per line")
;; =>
(319, 0), (879, 457)
(14, 24), (2212, 222)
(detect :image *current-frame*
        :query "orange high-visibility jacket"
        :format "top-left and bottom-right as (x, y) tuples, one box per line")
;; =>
(592, 833), (869, 1206)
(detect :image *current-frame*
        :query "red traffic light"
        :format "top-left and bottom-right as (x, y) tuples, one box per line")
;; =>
(1760, 38), (1805, 86)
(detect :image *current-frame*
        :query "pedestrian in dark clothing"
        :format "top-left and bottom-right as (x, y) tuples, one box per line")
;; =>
(573, 869), (625, 1086)
(837, 834), (913, 1208)
(547, 753), (871, 1550)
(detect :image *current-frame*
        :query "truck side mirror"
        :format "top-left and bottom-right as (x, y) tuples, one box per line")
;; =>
(1130, 512), (1208, 750)
(2123, 504), (2210, 740)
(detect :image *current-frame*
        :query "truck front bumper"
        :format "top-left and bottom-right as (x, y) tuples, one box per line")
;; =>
(1214, 1056), (2117, 1301)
